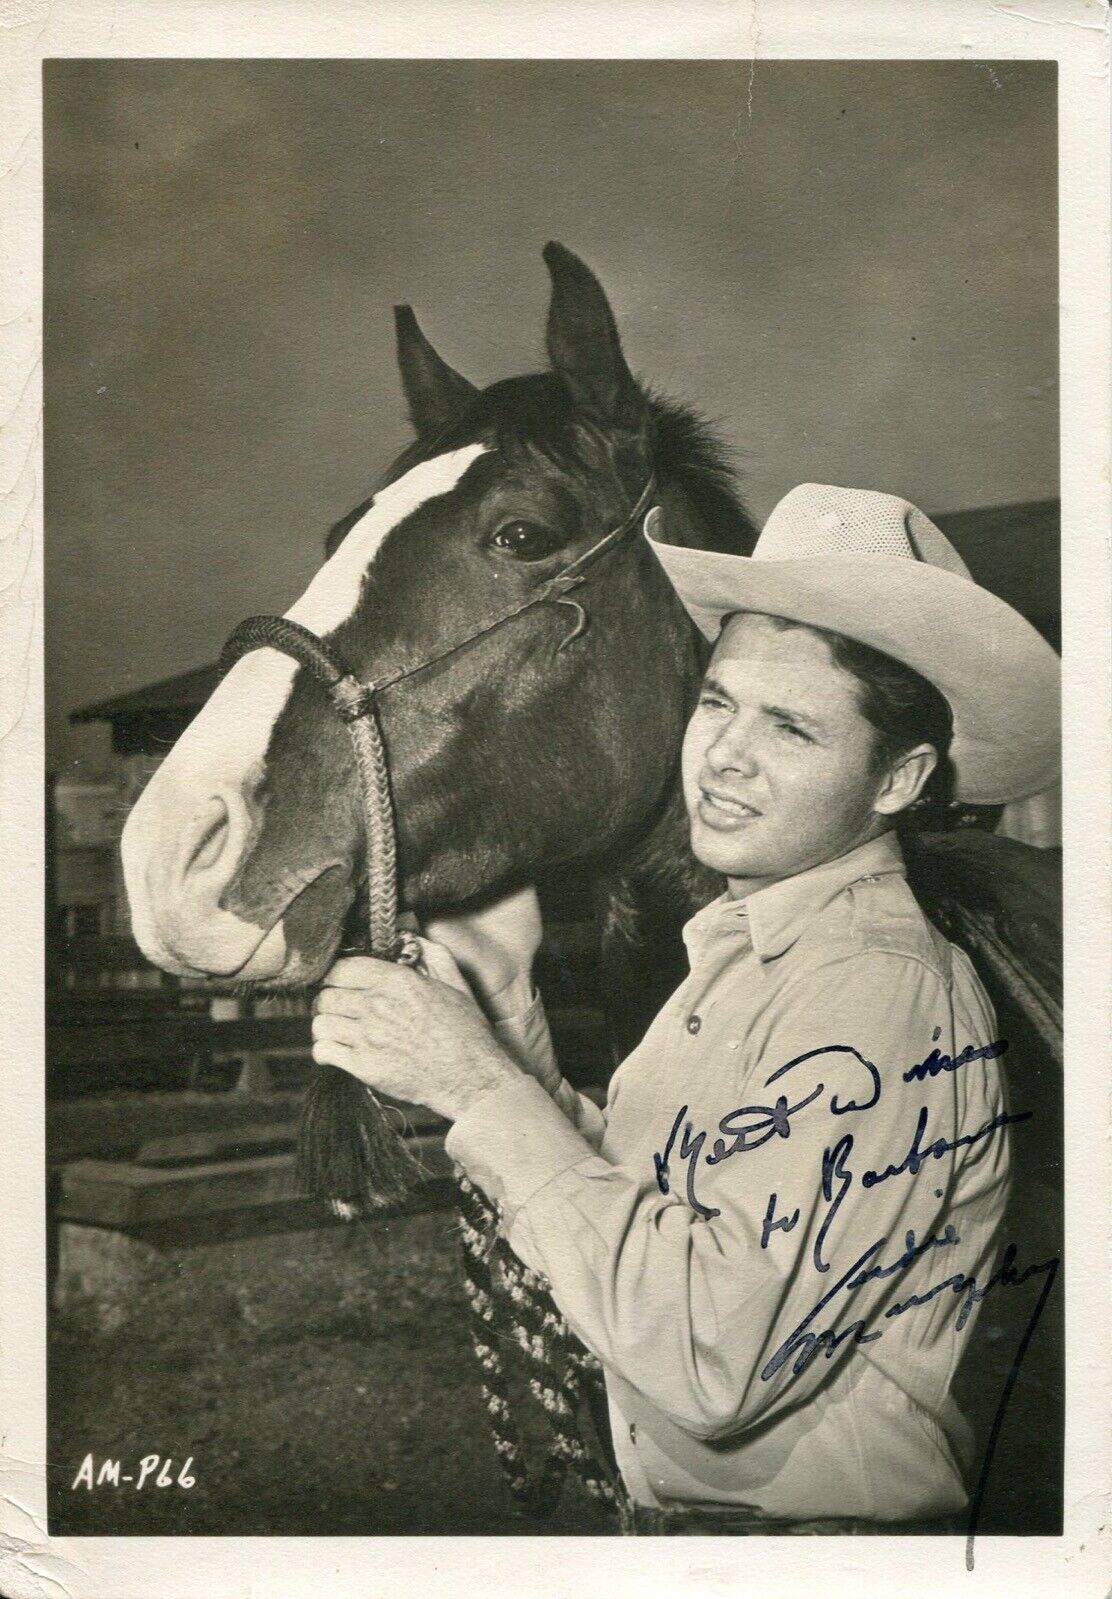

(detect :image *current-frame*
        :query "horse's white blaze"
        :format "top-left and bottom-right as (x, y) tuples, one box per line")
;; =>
(287, 443), (489, 635)
(122, 444), (489, 976)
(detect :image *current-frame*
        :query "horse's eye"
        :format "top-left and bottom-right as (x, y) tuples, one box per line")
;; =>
(488, 521), (561, 561)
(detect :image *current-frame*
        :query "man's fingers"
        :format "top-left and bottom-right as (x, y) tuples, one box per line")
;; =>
(413, 937), (471, 994)
(311, 1034), (353, 1067)
(321, 955), (394, 988)
(311, 1013), (360, 1047)
(313, 987), (365, 1018)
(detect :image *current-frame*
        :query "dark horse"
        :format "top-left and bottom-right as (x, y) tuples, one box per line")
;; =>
(121, 242), (1061, 1519)
(121, 243), (760, 1021)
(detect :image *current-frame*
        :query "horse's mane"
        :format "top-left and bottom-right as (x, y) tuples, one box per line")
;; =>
(645, 390), (759, 557)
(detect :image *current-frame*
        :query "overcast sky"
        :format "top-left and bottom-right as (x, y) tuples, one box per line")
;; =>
(44, 58), (1057, 777)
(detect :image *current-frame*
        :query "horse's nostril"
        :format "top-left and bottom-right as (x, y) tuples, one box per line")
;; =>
(185, 799), (231, 877)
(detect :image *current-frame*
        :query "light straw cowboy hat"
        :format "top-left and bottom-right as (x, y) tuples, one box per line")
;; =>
(645, 483), (1060, 806)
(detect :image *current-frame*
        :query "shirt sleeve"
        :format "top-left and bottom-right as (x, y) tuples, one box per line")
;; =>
(445, 949), (1009, 1443)
(491, 989), (608, 1149)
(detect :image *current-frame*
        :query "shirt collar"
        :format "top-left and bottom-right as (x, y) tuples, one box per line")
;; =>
(683, 831), (907, 965)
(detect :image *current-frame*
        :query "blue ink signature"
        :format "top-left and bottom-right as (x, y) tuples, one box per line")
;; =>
(810, 1101), (1030, 1273)
(761, 1234), (1057, 1382)
(860, 1103), (1031, 1190)
(653, 1035), (1020, 1256)
(761, 1226), (964, 1379)
(903, 1028), (1009, 1084)
(649, 1030), (1051, 1565)
(652, 1044), (881, 1222)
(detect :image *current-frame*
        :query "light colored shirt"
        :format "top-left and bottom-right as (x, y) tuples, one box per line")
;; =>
(444, 832), (1012, 1522)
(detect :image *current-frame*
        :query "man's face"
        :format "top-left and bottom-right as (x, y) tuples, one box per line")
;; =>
(681, 612), (889, 896)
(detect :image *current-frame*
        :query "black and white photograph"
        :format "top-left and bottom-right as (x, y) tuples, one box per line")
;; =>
(2, 3), (1109, 1596)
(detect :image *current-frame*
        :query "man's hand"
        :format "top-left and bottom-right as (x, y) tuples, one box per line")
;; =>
(311, 956), (518, 1122)
(424, 885), (544, 1022)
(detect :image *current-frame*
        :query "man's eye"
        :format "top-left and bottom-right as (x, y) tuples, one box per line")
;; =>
(777, 721), (813, 742)
(488, 521), (561, 561)
(698, 693), (729, 711)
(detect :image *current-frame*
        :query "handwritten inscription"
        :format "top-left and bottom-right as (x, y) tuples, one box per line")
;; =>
(861, 1103), (1030, 1190)
(652, 1043), (881, 1221)
(650, 1029), (1048, 1371)
(652, 1033), (1015, 1228)
(902, 1027), (1009, 1085)
(650, 1026), (1057, 1564)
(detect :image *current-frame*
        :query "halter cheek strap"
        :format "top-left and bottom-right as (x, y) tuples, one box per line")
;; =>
(350, 471), (659, 695)
(217, 612), (403, 957)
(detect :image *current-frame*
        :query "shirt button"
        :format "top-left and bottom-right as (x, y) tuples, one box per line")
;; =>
(686, 1015), (702, 1035)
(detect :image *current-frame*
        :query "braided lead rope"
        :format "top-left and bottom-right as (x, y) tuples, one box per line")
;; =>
(329, 677), (404, 961)
(456, 1172), (546, 1508)
(500, 1251), (625, 1507)
(218, 617), (420, 1223)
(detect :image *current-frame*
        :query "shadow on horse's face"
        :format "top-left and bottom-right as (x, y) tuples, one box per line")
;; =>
(122, 243), (747, 986)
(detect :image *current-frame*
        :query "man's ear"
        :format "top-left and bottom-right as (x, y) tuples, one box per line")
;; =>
(873, 742), (938, 817)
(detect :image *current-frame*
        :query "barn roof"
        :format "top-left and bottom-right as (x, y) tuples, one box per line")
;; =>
(71, 662), (219, 726)
(934, 498), (1059, 638)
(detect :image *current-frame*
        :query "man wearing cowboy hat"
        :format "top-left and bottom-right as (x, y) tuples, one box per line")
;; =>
(311, 484), (1060, 1531)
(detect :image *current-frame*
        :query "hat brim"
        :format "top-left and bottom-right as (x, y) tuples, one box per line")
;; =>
(647, 536), (1060, 806)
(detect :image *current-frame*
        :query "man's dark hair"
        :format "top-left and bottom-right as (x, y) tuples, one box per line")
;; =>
(821, 626), (955, 816)
(725, 611), (957, 821)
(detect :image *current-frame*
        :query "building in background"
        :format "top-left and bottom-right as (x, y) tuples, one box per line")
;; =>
(51, 780), (123, 936)
(58, 664), (218, 938)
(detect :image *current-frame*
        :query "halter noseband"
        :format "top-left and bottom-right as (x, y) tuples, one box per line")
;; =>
(218, 474), (658, 959)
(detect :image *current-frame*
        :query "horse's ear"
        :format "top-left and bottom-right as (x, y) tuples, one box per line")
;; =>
(543, 241), (643, 427)
(394, 305), (480, 439)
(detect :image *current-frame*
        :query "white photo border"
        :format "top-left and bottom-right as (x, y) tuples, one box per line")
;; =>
(1, 3), (1108, 1595)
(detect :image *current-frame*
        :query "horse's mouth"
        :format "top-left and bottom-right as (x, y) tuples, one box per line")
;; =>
(224, 862), (357, 990)
(131, 861), (354, 990)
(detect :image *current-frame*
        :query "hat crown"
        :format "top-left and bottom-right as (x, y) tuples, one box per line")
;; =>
(756, 483), (971, 579)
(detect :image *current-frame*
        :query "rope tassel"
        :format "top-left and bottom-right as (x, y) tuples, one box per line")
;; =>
(296, 1067), (424, 1218)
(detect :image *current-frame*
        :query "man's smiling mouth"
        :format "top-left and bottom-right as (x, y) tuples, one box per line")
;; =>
(699, 788), (763, 823)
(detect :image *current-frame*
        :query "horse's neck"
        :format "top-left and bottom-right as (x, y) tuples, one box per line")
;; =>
(602, 776), (719, 929)
(592, 777), (722, 1059)
(600, 602), (718, 929)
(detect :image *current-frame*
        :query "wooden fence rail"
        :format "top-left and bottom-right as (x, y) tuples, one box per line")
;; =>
(47, 1014), (311, 1072)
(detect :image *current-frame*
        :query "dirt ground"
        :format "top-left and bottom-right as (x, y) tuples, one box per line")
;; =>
(49, 1206), (618, 1536)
